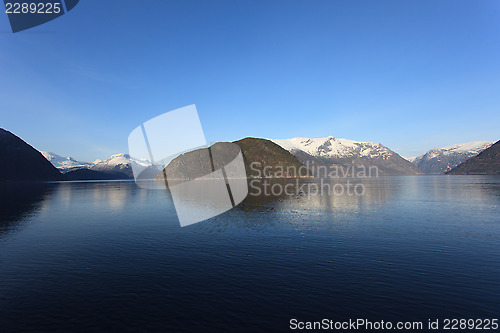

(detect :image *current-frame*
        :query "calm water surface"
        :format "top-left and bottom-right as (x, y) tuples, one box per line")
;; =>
(0, 176), (499, 332)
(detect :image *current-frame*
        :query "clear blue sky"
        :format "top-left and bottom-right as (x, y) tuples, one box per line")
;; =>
(1, 0), (499, 161)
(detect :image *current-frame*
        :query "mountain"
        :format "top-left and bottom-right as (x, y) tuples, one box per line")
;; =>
(40, 151), (92, 172)
(270, 136), (420, 176)
(90, 154), (147, 179)
(0, 129), (62, 181)
(155, 138), (309, 182)
(235, 138), (310, 177)
(446, 140), (500, 175)
(410, 141), (493, 174)
(40, 151), (150, 179)
(405, 156), (418, 163)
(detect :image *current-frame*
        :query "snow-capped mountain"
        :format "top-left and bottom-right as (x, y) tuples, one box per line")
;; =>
(272, 136), (394, 159)
(270, 136), (420, 175)
(405, 156), (418, 163)
(410, 141), (493, 174)
(40, 152), (150, 179)
(40, 151), (92, 171)
(91, 153), (149, 169)
(90, 153), (150, 178)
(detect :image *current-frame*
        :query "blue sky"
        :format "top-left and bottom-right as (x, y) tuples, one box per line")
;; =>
(1, 0), (499, 161)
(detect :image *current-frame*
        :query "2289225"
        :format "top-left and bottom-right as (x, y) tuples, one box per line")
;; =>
(443, 318), (498, 330)
(5, 2), (62, 14)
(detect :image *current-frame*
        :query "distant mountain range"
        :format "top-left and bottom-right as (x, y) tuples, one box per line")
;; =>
(39, 137), (500, 178)
(446, 140), (500, 175)
(39, 152), (150, 179)
(271, 136), (420, 175)
(408, 141), (493, 174)
(40, 151), (92, 171)
(2, 127), (498, 181)
(43, 139), (310, 180)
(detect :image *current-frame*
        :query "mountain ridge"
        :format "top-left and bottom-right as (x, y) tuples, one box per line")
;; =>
(270, 136), (420, 176)
(446, 140), (500, 175)
(409, 141), (493, 174)
(39, 152), (150, 179)
(35, 135), (498, 179)
(40, 151), (92, 172)
(155, 138), (310, 182)
(235, 138), (310, 178)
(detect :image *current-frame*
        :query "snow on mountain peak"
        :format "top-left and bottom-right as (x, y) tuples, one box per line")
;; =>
(419, 141), (493, 160)
(40, 151), (151, 173)
(270, 136), (392, 159)
(404, 156), (418, 163)
(40, 151), (92, 170)
(94, 153), (130, 166)
(439, 141), (493, 154)
(410, 141), (494, 174)
(92, 153), (150, 168)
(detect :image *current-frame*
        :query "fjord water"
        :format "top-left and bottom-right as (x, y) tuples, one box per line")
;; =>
(0, 177), (499, 332)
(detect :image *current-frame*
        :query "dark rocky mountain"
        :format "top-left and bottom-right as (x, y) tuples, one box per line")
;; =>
(234, 138), (310, 178)
(0, 128), (62, 181)
(446, 140), (500, 175)
(156, 138), (309, 182)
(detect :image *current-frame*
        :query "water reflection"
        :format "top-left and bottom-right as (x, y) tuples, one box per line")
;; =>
(225, 176), (500, 232)
(0, 181), (171, 238)
(241, 176), (500, 210)
(240, 177), (397, 210)
(1, 176), (499, 236)
(0, 182), (54, 237)
(46, 181), (148, 212)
